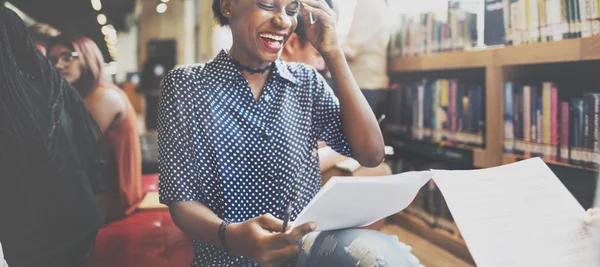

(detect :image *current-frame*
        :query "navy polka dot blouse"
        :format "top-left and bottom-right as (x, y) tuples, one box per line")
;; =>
(158, 50), (352, 266)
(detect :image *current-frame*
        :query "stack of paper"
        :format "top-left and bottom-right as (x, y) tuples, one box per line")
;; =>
(292, 158), (599, 266)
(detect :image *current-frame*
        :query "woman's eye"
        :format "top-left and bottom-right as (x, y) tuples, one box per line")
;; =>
(286, 9), (298, 15)
(258, 3), (275, 10)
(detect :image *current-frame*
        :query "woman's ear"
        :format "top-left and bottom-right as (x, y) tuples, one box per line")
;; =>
(220, 0), (232, 20)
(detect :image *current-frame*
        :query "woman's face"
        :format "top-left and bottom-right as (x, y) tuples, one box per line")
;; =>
(228, 0), (299, 63)
(48, 45), (83, 84)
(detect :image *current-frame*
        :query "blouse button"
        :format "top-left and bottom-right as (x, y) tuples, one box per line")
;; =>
(264, 94), (270, 102)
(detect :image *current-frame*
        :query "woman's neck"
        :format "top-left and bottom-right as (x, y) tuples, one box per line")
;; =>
(228, 45), (272, 71)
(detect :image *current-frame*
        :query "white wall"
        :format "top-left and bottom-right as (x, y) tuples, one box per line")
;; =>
(115, 14), (139, 83)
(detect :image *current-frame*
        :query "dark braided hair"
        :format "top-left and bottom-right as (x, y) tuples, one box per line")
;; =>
(0, 5), (102, 219)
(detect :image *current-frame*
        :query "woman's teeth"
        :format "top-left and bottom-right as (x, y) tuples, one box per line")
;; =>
(260, 33), (284, 44)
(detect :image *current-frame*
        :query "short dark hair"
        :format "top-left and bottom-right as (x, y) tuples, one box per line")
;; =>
(212, 0), (229, 26)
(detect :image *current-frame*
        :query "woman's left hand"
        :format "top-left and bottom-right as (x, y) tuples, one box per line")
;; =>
(299, 0), (339, 56)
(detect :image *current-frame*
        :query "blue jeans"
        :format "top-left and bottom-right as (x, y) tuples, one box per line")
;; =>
(296, 229), (423, 267)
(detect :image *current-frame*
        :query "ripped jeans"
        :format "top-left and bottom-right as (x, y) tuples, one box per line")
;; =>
(296, 229), (424, 267)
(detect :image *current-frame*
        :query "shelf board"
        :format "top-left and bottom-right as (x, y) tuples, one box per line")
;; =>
(388, 49), (494, 72)
(502, 153), (599, 173)
(493, 38), (583, 66)
(388, 35), (600, 72)
(388, 136), (486, 167)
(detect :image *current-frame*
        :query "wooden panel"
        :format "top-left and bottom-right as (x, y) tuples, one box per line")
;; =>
(494, 38), (582, 66)
(579, 35), (600, 60)
(388, 50), (493, 72)
(381, 223), (474, 267)
(389, 213), (475, 265)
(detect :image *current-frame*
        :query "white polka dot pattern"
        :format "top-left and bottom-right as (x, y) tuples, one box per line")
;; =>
(157, 50), (352, 266)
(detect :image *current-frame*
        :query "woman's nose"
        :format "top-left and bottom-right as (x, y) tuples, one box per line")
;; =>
(273, 12), (293, 29)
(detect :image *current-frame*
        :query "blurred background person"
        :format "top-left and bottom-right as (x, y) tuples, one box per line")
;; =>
(47, 34), (142, 222)
(340, 0), (391, 118)
(0, 5), (104, 266)
(27, 23), (60, 56)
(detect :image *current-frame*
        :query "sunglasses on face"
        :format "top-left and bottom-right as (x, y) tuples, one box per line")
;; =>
(48, 51), (79, 66)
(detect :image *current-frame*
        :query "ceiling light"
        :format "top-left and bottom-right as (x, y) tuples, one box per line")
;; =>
(161, 0), (170, 2)
(156, 3), (167, 13)
(97, 14), (107, 25)
(101, 24), (114, 35)
(91, 0), (102, 11)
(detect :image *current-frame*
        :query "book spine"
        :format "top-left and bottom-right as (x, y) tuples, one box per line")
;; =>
(433, 81), (441, 142)
(580, 0), (592, 37)
(536, 95), (544, 157)
(560, 101), (570, 162)
(530, 0), (542, 42)
(550, 86), (558, 161)
(441, 80), (449, 136)
(575, 0), (583, 37)
(531, 86), (539, 146)
(417, 83), (424, 140)
(449, 80), (458, 135)
(505, 0), (514, 44)
(505, 82), (515, 153)
(540, 0), (549, 41)
(590, 0), (600, 35)
(523, 85), (532, 156)
(515, 85), (523, 154)
(543, 82), (552, 159)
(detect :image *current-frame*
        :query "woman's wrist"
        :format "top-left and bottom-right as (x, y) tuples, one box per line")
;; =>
(321, 46), (344, 64)
(223, 221), (244, 257)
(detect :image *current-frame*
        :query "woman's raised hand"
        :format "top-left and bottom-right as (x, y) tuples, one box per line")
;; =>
(299, 0), (339, 56)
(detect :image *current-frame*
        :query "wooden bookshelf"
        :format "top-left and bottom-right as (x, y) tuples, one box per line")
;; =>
(389, 35), (600, 71)
(388, 49), (494, 72)
(387, 36), (600, 262)
(387, 35), (600, 170)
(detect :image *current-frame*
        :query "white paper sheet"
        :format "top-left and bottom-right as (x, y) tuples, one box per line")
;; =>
(432, 157), (599, 267)
(291, 170), (432, 231)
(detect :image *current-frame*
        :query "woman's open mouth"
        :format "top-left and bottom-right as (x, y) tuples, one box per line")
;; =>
(259, 33), (286, 52)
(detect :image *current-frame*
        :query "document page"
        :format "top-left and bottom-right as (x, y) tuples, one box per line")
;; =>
(432, 157), (598, 267)
(292, 171), (432, 231)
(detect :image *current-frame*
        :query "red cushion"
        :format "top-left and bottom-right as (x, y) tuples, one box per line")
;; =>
(86, 173), (194, 267)
(86, 210), (193, 267)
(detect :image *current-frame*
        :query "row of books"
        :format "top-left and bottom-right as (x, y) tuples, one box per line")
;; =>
(389, 2), (479, 57)
(485, 0), (600, 46)
(385, 79), (486, 147)
(503, 82), (600, 167)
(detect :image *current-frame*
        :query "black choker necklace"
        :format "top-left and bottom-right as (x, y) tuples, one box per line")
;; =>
(228, 54), (273, 74)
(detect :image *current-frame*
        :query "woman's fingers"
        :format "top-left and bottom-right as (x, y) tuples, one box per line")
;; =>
(259, 213), (284, 232)
(300, 0), (334, 17)
(299, 3), (328, 25)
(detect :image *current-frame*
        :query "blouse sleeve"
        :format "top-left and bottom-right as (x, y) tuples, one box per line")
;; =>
(158, 68), (206, 205)
(311, 68), (353, 157)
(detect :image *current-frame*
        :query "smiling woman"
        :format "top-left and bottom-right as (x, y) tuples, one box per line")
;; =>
(157, 0), (419, 266)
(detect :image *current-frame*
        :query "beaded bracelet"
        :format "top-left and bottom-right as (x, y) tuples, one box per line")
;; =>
(218, 220), (232, 255)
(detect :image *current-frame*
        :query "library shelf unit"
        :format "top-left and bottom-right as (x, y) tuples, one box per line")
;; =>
(386, 34), (600, 264)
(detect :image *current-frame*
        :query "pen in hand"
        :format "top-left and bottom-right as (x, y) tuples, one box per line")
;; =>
(281, 200), (292, 233)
